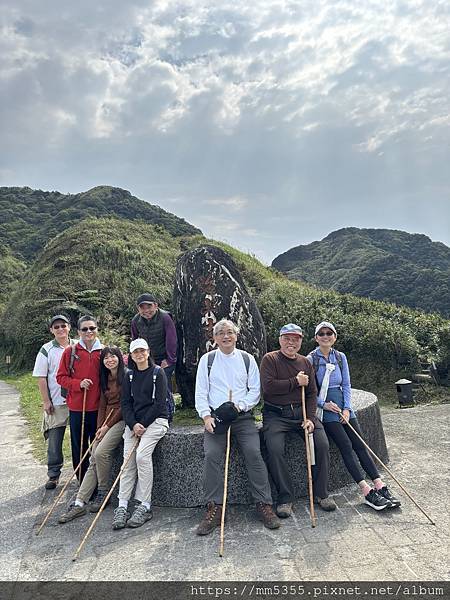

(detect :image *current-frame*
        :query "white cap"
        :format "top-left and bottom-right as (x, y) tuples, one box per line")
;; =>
(129, 338), (149, 353)
(314, 321), (337, 336)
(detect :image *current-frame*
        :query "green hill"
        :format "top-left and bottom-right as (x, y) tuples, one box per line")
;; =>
(1, 218), (448, 399)
(272, 228), (450, 317)
(0, 185), (201, 261)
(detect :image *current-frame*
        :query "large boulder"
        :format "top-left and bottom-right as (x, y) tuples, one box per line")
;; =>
(173, 245), (267, 407)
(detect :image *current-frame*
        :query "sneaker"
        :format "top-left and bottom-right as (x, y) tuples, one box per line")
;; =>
(378, 486), (401, 508)
(89, 490), (109, 513)
(276, 502), (293, 519)
(364, 489), (390, 511)
(256, 503), (281, 529)
(315, 496), (337, 511)
(127, 504), (153, 528)
(45, 477), (59, 490)
(58, 504), (87, 523)
(112, 506), (130, 530)
(196, 502), (222, 536)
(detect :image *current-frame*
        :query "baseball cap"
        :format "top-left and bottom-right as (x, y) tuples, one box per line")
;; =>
(136, 293), (157, 305)
(314, 321), (337, 336)
(129, 338), (149, 353)
(49, 314), (70, 327)
(279, 323), (303, 336)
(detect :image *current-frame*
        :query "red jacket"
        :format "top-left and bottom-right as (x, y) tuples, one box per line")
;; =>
(56, 342), (101, 412)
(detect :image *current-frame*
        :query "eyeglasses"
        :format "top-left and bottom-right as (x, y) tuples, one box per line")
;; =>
(80, 326), (97, 332)
(52, 324), (68, 330)
(317, 331), (335, 337)
(215, 330), (236, 337)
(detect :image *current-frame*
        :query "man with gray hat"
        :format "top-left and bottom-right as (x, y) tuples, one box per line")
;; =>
(260, 323), (336, 518)
(131, 293), (177, 388)
(32, 314), (74, 489)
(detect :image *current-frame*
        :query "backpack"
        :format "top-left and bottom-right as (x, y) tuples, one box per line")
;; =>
(309, 348), (343, 388)
(207, 349), (250, 377)
(60, 344), (79, 399)
(128, 365), (175, 423)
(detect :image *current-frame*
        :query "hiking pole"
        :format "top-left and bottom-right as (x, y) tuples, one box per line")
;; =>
(36, 409), (114, 535)
(338, 410), (435, 526)
(79, 388), (87, 472)
(73, 436), (140, 561)
(219, 390), (233, 557)
(301, 386), (317, 528)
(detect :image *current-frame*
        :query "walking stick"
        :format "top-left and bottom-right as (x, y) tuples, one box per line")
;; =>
(79, 388), (87, 470)
(301, 386), (317, 528)
(73, 436), (140, 561)
(339, 411), (435, 526)
(219, 390), (233, 557)
(36, 409), (114, 535)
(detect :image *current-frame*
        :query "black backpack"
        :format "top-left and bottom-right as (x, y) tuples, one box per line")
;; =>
(308, 348), (343, 388)
(60, 344), (79, 399)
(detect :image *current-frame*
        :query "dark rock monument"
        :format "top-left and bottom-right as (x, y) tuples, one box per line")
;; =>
(173, 245), (267, 407)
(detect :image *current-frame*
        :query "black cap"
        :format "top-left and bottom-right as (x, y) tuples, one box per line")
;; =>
(49, 314), (70, 327)
(137, 293), (157, 305)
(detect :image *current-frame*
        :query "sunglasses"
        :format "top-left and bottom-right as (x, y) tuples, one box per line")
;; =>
(317, 331), (335, 337)
(80, 326), (97, 332)
(52, 324), (68, 329)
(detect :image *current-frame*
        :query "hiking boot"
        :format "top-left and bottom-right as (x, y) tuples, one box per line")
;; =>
(378, 486), (401, 508)
(364, 489), (390, 511)
(45, 477), (59, 490)
(315, 496), (337, 511)
(196, 502), (222, 536)
(89, 490), (109, 513)
(276, 502), (293, 519)
(112, 506), (130, 530)
(256, 503), (281, 529)
(58, 504), (87, 523)
(127, 504), (153, 528)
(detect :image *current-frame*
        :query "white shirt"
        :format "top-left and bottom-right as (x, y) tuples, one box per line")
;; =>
(32, 338), (75, 406)
(195, 348), (261, 418)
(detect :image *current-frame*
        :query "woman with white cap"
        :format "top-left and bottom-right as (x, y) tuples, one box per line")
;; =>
(308, 321), (401, 511)
(112, 338), (169, 530)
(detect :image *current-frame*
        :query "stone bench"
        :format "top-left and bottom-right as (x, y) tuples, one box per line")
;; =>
(111, 389), (388, 507)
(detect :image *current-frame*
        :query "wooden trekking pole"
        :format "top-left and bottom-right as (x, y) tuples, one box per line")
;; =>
(339, 411), (435, 526)
(301, 386), (317, 528)
(79, 388), (87, 471)
(219, 390), (233, 557)
(36, 409), (114, 535)
(73, 436), (140, 561)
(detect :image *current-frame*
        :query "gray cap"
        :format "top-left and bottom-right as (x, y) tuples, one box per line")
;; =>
(49, 314), (70, 327)
(279, 323), (303, 336)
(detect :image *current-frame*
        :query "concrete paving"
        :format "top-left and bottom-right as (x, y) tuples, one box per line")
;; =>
(0, 380), (448, 582)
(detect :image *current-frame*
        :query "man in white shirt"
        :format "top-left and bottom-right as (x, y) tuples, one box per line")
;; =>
(195, 319), (280, 535)
(32, 314), (74, 489)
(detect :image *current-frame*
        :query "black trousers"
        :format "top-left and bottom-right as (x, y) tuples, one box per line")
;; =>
(262, 409), (330, 504)
(324, 418), (379, 483)
(69, 410), (98, 483)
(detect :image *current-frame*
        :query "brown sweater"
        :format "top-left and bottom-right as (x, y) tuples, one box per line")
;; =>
(260, 350), (318, 421)
(97, 376), (123, 429)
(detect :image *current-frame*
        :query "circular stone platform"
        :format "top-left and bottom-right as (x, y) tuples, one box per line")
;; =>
(111, 389), (388, 507)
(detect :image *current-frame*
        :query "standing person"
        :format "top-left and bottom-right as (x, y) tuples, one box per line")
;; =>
(112, 338), (169, 530)
(32, 314), (74, 490)
(308, 321), (401, 510)
(261, 323), (336, 518)
(130, 293), (177, 389)
(56, 315), (102, 483)
(58, 346), (126, 523)
(195, 319), (280, 535)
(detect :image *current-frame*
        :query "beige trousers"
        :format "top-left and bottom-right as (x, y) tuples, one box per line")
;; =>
(118, 418), (169, 504)
(77, 420), (125, 503)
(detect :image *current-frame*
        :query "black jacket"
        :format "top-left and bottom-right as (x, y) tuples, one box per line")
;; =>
(121, 366), (168, 429)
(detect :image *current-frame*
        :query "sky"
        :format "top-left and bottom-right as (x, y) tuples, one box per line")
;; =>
(1, 0), (449, 264)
